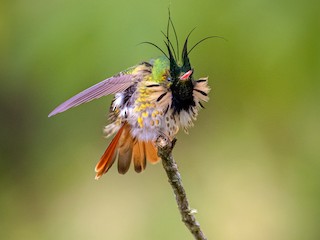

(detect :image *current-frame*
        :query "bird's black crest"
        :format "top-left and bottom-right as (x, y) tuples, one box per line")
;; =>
(163, 10), (192, 80)
(162, 11), (220, 80)
(141, 10), (224, 81)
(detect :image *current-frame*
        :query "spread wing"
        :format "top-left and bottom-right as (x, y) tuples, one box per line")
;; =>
(48, 74), (135, 117)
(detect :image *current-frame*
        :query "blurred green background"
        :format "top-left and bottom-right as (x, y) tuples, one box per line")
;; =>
(1, 0), (319, 239)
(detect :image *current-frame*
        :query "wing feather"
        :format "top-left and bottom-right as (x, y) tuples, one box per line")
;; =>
(48, 74), (135, 117)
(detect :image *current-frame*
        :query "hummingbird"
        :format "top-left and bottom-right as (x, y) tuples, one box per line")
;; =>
(48, 16), (211, 179)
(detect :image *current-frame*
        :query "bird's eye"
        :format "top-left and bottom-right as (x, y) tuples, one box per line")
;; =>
(167, 77), (172, 82)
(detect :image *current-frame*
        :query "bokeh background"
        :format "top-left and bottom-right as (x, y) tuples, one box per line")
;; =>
(1, 0), (319, 239)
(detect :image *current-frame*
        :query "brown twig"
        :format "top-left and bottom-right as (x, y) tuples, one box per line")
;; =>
(157, 138), (207, 240)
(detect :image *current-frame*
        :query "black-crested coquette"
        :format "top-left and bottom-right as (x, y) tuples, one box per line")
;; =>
(49, 14), (212, 179)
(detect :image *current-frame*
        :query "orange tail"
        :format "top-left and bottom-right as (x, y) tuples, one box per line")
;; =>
(95, 123), (161, 179)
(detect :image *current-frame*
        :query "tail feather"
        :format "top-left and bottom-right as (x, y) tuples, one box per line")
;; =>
(117, 124), (134, 174)
(132, 140), (146, 173)
(145, 141), (160, 164)
(95, 125), (124, 179)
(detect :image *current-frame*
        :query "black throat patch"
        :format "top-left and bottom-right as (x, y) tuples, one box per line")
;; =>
(170, 80), (195, 113)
